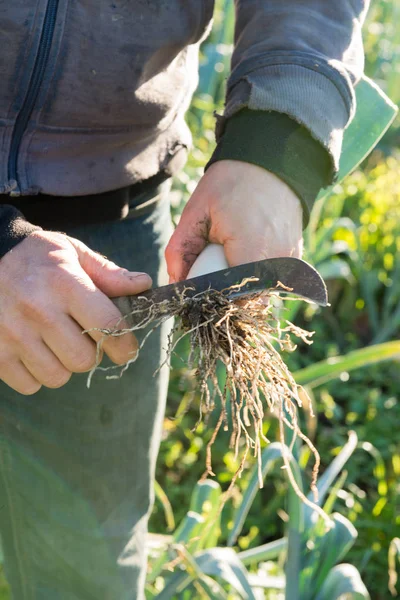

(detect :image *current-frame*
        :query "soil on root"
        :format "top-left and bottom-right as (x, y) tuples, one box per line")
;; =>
(86, 280), (330, 523)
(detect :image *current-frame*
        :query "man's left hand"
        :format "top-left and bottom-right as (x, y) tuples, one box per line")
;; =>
(165, 160), (304, 283)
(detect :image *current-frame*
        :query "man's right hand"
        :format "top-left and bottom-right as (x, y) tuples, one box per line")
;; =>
(0, 230), (152, 395)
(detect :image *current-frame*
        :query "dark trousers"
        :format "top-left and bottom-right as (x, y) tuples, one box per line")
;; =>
(0, 182), (173, 599)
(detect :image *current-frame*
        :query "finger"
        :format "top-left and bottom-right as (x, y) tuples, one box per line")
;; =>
(42, 314), (99, 373)
(0, 359), (42, 396)
(68, 275), (139, 365)
(67, 236), (152, 297)
(219, 232), (303, 269)
(20, 339), (72, 389)
(165, 203), (210, 283)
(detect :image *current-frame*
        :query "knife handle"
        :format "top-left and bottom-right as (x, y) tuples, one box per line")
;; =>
(187, 244), (228, 279)
(112, 295), (137, 323)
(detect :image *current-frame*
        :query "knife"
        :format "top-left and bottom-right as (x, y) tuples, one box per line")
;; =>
(111, 256), (328, 328)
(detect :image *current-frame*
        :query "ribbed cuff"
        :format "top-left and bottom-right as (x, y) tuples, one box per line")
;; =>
(0, 205), (42, 259)
(223, 62), (352, 172)
(206, 109), (333, 228)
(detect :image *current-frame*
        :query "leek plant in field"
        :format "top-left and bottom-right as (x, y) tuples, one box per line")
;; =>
(146, 5), (400, 598)
(145, 77), (399, 597)
(147, 432), (373, 599)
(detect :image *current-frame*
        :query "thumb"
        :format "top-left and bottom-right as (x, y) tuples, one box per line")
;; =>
(67, 236), (152, 297)
(165, 203), (210, 283)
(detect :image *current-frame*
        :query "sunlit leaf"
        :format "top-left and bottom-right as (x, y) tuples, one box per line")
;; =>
(388, 538), (400, 597)
(307, 431), (358, 509)
(154, 480), (175, 532)
(195, 547), (257, 599)
(317, 259), (354, 282)
(189, 480), (222, 550)
(228, 443), (302, 547)
(315, 563), (370, 600)
(149, 511), (204, 582)
(294, 341), (400, 388)
(308, 76), (398, 239)
(238, 538), (287, 566)
(154, 547), (257, 600)
(300, 513), (358, 598)
(154, 560), (228, 600)
(336, 77), (398, 183)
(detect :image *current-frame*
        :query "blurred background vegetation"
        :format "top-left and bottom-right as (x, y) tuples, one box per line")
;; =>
(150, 1), (400, 599)
(0, 2), (397, 600)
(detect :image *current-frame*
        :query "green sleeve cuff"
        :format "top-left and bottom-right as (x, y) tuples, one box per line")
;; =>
(206, 109), (334, 228)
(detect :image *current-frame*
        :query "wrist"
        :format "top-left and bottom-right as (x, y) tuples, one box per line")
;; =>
(206, 109), (333, 228)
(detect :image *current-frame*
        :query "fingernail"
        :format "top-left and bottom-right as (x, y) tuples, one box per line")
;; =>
(125, 271), (152, 283)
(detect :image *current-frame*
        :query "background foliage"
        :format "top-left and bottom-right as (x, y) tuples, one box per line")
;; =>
(0, 2), (397, 599)
(151, 1), (400, 599)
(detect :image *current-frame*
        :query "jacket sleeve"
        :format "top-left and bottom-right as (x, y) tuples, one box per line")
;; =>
(218, 0), (370, 173)
(0, 206), (42, 259)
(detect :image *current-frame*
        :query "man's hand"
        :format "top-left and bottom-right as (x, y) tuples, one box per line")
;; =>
(165, 160), (303, 282)
(0, 231), (152, 395)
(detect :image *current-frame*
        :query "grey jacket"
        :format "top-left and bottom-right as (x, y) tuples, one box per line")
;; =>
(0, 0), (369, 198)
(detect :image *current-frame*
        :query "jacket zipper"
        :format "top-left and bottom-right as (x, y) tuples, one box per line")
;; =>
(8, 0), (60, 196)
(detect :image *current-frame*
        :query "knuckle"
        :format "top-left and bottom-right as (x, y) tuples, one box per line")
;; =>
(109, 352), (127, 366)
(109, 351), (137, 366)
(49, 265), (78, 294)
(164, 242), (172, 259)
(70, 350), (97, 373)
(91, 255), (109, 276)
(0, 324), (26, 347)
(0, 363), (42, 396)
(19, 297), (58, 328)
(21, 382), (42, 396)
(107, 337), (138, 366)
(0, 357), (14, 372)
(165, 238), (178, 259)
(44, 369), (72, 389)
(102, 313), (122, 331)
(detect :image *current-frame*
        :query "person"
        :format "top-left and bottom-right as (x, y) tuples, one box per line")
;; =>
(0, 1), (369, 598)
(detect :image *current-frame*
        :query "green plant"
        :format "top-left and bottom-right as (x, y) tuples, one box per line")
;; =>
(388, 538), (400, 597)
(152, 4), (400, 599)
(148, 432), (372, 599)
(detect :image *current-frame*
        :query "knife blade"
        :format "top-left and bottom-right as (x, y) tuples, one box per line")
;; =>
(112, 257), (327, 328)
